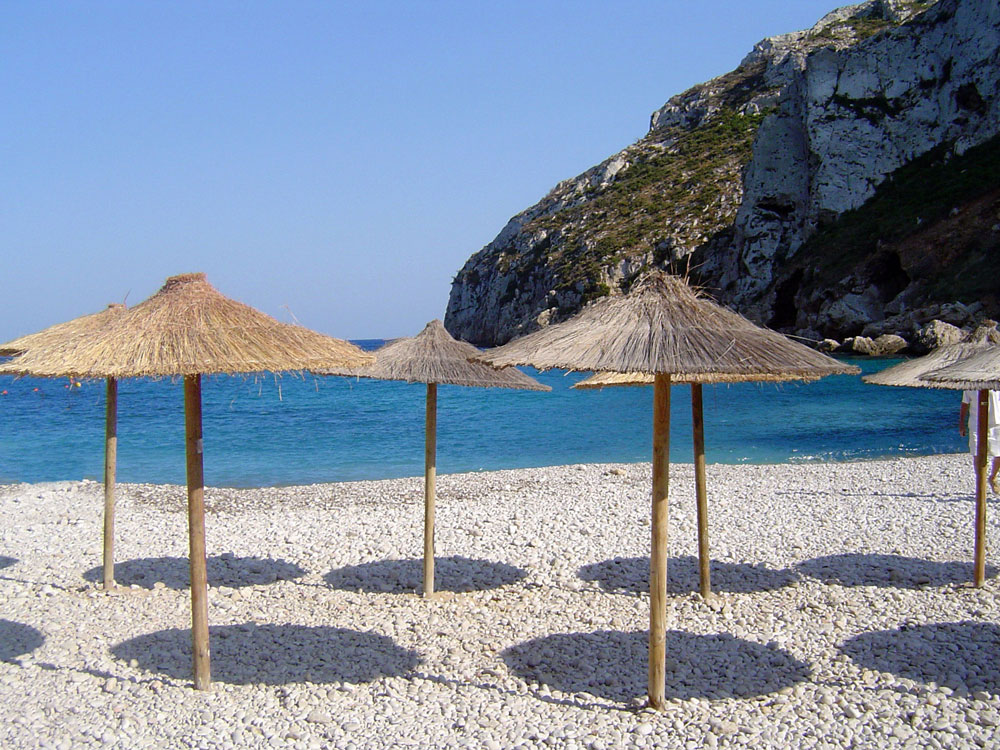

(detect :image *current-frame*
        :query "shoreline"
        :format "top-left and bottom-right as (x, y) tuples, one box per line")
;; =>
(2, 454), (999, 748)
(1, 449), (975, 494)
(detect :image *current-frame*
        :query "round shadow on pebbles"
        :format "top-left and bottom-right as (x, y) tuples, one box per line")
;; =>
(83, 553), (306, 589)
(795, 554), (995, 589)
(0, 620), (45, 662)
(113, 624), (421, 686)
(325, 555), (527, 594)
(502, 630), (810, 704)
(579, 555), (796, 596)
(0, 556), (17, 571)
(843, 622), (1000, 693)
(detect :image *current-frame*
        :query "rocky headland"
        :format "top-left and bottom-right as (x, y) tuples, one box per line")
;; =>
(445, 0), (1000, 351)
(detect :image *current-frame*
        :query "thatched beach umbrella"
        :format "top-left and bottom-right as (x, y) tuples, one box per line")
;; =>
(324, 319), (549, 596)
(475, 271), (857, 710)
(863, 325), (1000, 586)
(921, 343), (1000, 586)
(1, 303), (127, 590)
(573, 369), (822, 600)
(0, 273), (373, 689)
(924, 345), (1000, 390)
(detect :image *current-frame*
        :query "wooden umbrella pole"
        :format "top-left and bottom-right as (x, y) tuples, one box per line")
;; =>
(649, 373), (670, 710)
(423, 382), (437, 598)
(185, 375), (211, 690)
(974, 389), (989, 587)
(102, 377), (118, 591)
(691, 383), (710, 599)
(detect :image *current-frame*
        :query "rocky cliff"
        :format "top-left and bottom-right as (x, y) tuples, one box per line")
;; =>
(445, 0), (1000, 347)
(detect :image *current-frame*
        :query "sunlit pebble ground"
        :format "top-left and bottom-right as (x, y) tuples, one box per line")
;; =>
(1, 454), (999, 749)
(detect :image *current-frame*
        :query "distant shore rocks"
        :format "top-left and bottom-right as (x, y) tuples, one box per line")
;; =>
(813, 318), (998, 357)
(912, 320), (966, 354)
(844, 334), (908, 357)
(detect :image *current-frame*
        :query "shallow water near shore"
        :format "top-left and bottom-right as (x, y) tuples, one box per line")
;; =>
(0, 348), (966, 486)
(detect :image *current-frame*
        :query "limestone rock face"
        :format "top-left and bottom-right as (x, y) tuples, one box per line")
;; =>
(702, 0), (1000, 323)
(446, 0), (1000, 347)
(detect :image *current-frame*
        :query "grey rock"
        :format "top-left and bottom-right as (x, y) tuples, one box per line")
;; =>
(872, 334), (908, 356)
(914, 320), (965, 353)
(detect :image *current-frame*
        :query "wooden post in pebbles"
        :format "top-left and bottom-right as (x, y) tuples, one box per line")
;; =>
(423, 383), (437, 598)
(649, 373), (670, 710)
(185, 375), (211, 690)
(974, 390), (989, 587)
(102, 377), (118, 590)
(691, 383), (711, 599)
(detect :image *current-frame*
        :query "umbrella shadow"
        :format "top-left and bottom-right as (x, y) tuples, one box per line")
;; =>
(112, 624), (422, 686)
(842, 621), (1000, 693)
(0, 619), (45, 662)
(579, 555), (797, 595)
(324, 555), (528, 594)
(82, 553), (307, 590)
(795, 553), (995, 589)
(0, 556), (17, 570)
(502, 630), (810, 705)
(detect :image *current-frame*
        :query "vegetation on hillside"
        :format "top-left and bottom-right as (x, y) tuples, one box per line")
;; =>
(793, 132), (1000, 280)
(773, 131), (1000, 320)
(522, 109), (766, 301)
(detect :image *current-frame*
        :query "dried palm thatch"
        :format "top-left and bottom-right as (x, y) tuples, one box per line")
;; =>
(863, 323), (1000, 590)
(322, 319), (547, 597)
(0, 273), (372, 692)
(0, 273), (372, 378)
(0, 302), (128, 592)
(921, 345), (1000, 390)
(475, 272), (858, 380)
(573, 370), (822, 389)
(327, 319), (549, 390)
(862, 325), (1000, 388)
(474, 270), (857, 711)
(0, 303), (126, 356)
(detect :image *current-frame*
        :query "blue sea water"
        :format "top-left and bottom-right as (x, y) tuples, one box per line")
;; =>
(0, 344), (966, 487)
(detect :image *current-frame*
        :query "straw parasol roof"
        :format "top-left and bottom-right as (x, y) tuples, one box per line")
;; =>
(0, 303), (126, 356)
(921, 345), (1000, 390)
(0, 272), (372, 691)
(322, 319), (547, 597)
(862, 324), (1000, 388)
(475, 272), (858, 380)
(0, 302), (130, 591)
(0, 273), (372, 378)
(862, 322), (1000, 590)
(475, 270), (856, 711)
(328, 319), (549, 390)
(573, 370), (822, 389)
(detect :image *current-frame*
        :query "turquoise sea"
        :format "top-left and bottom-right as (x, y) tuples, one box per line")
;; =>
(0, 344), (966, 487)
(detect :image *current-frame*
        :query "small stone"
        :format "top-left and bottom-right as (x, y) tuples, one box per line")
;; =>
(978, 711), (999, 727)
(711, 719), (738, 734)
(306, 710), (331, 725)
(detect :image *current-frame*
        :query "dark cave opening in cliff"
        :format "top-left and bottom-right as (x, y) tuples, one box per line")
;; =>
(769, 268), (804, 331)
(870, 251), (911, 302)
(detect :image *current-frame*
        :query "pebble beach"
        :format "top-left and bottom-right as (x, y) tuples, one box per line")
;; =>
(1, 454), (999, 749)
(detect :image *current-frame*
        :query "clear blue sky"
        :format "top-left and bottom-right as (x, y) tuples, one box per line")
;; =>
(1, 1), (839, 341)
